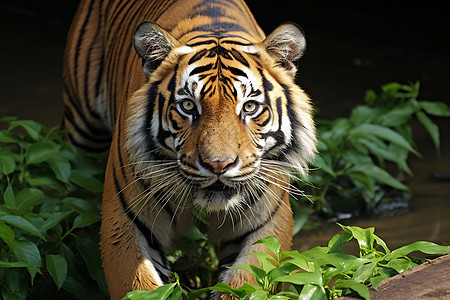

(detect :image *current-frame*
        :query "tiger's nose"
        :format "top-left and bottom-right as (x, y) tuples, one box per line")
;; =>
(200, 157), (237, 174)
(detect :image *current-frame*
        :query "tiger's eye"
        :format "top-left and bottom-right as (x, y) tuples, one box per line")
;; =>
(243, 101), (258, 113)
(181, 100), (195, 111)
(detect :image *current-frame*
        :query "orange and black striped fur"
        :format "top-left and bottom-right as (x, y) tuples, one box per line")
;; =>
(63, 0), (316, 298)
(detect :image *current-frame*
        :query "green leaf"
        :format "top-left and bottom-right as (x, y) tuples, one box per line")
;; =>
(46, 254), (68, 289)
(348, 170), (375, 195)
(0, 220), (15, 248)
(416, 111), (440, 153)
(279, 252), (315, 272)
(0, 215), (46, 240)
(123, 283), (177, 299)
(373, 235), (390, 254)
(70, 170), (103, 193)
(338, 224), (375, 254)
(168, 285), (183, 300)
(0, 155), (16, 175)
(380, 82), (418, 99)
(352, 261), (376, 283)
(75, 236), (108, 295)
(349, 123), (419, 156)
(186, 225), (207, 241)
(61, 276), (93, 300)
(3, 268), (28, 299)
(229, 264), (266, 287)
(48, 156), (71, 183)
(253, 236), (281, 257)
(15, 188), (44, 213)
(370, 268), (393, 289)
(292, 204), (311, 236)
(341, 149), (373, 165)
(356, 137), (412, 175)
(210, 282), (257, 298)
(25, 175), (63, 189)
(384, 258), (415, 274)
(364, 89), (377, 105)
(349, 105), (379, 125)
(377, 99), (419, 127)
(328, 232), (352, 253)
(333, 279), (371, 300)
(9, 120), (43, 141)
(0, 130), (21, 143)
(299, 283), (326, 300)
(61, 197), (98, 213)
(251, 252), (278, 274)
(25, 141), (60, 165)
(274, 270), (322, 286)
(266, 264), (297, 285)
(388, 241), (450, 258)
(40, 211), (73, 232)
(419, 101), (450, 117)
(0, 261), (33, 268)
(4, 183), (16, 209)
(349, 164), (409, 191)
(12, 239), (41, 282)
(313, 154), (335, 177)
(72, 212), (101, 230)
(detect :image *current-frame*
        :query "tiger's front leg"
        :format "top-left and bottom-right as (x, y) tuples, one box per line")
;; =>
(211, 185), (294, 300)
(100, 144), (176, 299)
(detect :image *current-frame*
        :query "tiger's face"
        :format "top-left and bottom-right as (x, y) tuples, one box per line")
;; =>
(126, 22), (316, 212)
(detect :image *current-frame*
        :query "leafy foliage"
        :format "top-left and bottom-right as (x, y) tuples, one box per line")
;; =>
(296, 82), (450, 220)
(124, 224), (450, 299)
(0, 113), (109, 299)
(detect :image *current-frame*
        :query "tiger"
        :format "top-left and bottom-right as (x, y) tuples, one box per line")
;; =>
(62, 0), (316, 298)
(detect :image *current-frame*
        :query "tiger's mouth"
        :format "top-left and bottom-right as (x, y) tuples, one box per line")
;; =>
(192, 179), (242, 211)
(203, 180), (233, 192)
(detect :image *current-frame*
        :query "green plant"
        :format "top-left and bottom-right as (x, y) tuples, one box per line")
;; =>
(0, 113), (108, 299)
(297, 82), (450, 218)
(123, 224), (450, 299)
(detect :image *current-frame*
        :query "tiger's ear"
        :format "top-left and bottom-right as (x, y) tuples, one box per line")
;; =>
(262, 23), (306, 77)
(134, 21), (180, 77)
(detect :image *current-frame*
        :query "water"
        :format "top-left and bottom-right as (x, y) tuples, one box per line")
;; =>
(1, 2), (449, 253)
(294, 122), (450, 252)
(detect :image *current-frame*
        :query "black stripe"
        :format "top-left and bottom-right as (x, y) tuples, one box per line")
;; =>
(188, 48), (209, 64)
(218, 39), (252, 46)
(63, 103), (111, 143)
(189, 64), (214, 76)
(73, 0), (95, 94)
(227, 66), (247, 78)
(167, 64), (179, 94)
(156, 93), (174, 153)
(219, 252), (239, 270)
(83, 16), (102, 120)
(259, 69), (273, 106)
(230, 49), (249, 67)
(186, 39), (218, 47)
(255, 107), (271, 127)
(145, 82), (160, 154)
(113, 169), (171, 284)
(116, 116), (128, 181)
(282, 84), (301, 149)
(66, 131), (110, 153)
(190, 22), (249, 34)
(276, 97), (283, 126)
